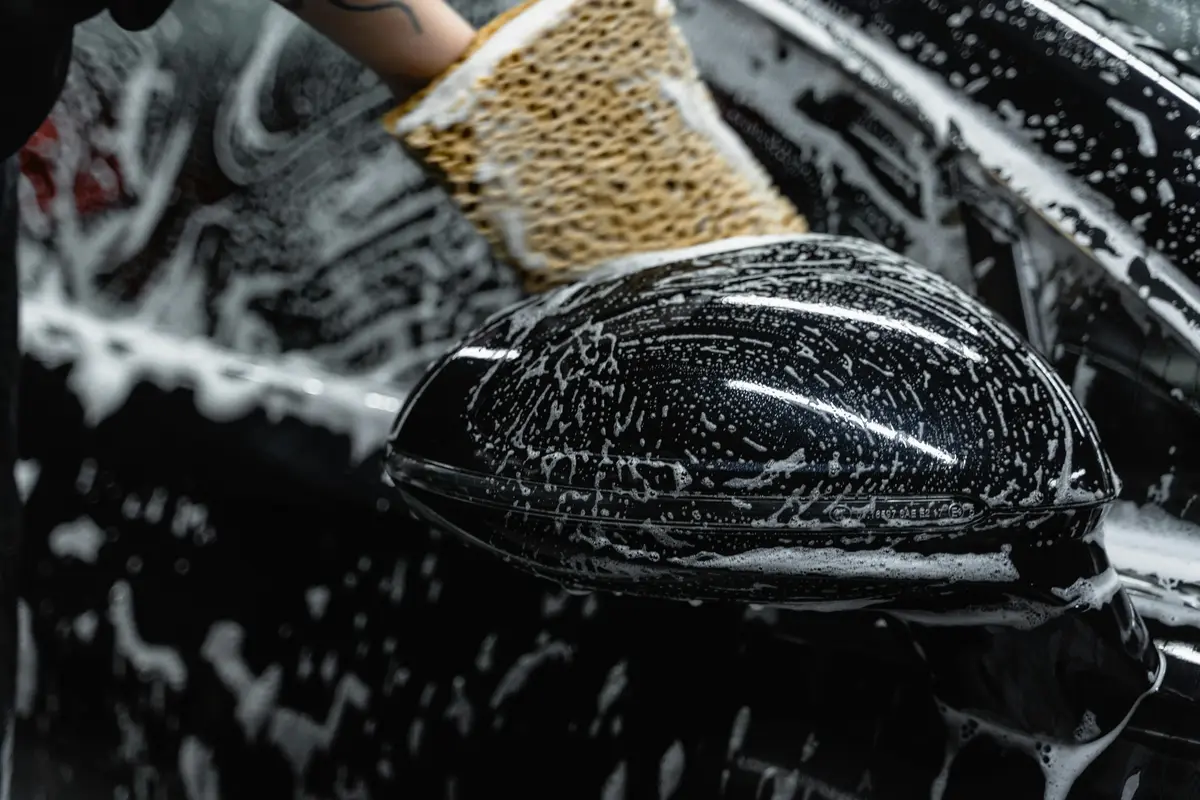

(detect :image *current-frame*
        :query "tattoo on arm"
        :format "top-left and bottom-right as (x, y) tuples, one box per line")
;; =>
(278, 0), (423, 34)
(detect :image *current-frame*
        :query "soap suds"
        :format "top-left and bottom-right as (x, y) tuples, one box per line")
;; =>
(108, 581), (188, 691)
(23, 297), (402, 463)
(1106, 98), (1157, 157)
(1105, 501), (1200, 584)
(931, 653), (1163, 800)
(732, 0), (1200, 356)
(48, 516), (107, 563)
(670, 545), (1018, 583)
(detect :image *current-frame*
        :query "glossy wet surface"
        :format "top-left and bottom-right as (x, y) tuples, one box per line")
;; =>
(13, 0), (1200, 796)
(14, 349), (1200, 798)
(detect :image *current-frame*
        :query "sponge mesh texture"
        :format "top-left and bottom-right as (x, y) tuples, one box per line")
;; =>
(384, 0), (808, 290)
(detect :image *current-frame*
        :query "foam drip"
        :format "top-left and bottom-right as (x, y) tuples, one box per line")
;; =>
(906, 505), (1171, 799)
(930, 652), (1164, 800)
(1051, 566), (1123, 611)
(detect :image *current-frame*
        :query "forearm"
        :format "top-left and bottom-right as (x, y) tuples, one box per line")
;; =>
(272, 0), (475, 91)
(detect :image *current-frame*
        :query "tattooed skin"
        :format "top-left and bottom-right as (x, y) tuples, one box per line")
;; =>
(277, 0), (423, 33)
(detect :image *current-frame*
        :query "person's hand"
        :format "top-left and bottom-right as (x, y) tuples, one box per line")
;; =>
(275, 0), (475, 92)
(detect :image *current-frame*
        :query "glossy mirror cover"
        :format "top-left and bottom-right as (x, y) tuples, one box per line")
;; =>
(386, 235), (1118, 600)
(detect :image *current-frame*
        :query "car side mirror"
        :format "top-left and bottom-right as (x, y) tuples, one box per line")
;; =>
(385, 234), (1118, 611)
(384, 234), (1169, 757)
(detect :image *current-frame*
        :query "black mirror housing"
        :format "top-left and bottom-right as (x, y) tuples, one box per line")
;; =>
(386, 235), (1117, 607)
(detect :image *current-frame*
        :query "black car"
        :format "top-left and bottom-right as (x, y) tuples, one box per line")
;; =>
(12, 0), (1200, 797)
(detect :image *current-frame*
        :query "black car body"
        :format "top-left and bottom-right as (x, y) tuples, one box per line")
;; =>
(12, 0), (1200, 797)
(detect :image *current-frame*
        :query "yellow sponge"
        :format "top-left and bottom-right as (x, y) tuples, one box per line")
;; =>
(382, 0), (808, 290)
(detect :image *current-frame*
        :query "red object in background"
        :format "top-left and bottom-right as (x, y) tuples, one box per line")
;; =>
(19, 118), (125, 217)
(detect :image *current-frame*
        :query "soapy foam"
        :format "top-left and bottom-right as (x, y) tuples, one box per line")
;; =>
(732, 0), (1200, 356)
(930, 651), (1163, 800)
(890, 596), (1065, 631)
(23, 296), (403, 463)
(20, 5), (517, 467)
(14, 461), (40, 503)
(200, 621), (372, 778)
(1050, 566), (1123, 611)
(47, 516), (107, 563)
(1105, 500), (1200, 584)
(677, 0), (973, 285)
(659, 740), (686, 798)
(179, 736), (221, 800)
(14, 601), (36, 721)
(734, 755), (863, 799)
(903, 502), (1176, 800)
(1126, 590), (1200, 629)
(1106, 97), (1158, 158)
(1103, 501), (1200, 629)
(18, 3), (1190, 796)
(669, 544), (1019, 582)
(108, 581), (188, 691)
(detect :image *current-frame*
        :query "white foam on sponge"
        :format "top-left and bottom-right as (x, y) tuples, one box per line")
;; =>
(655, 73), (781, 194)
